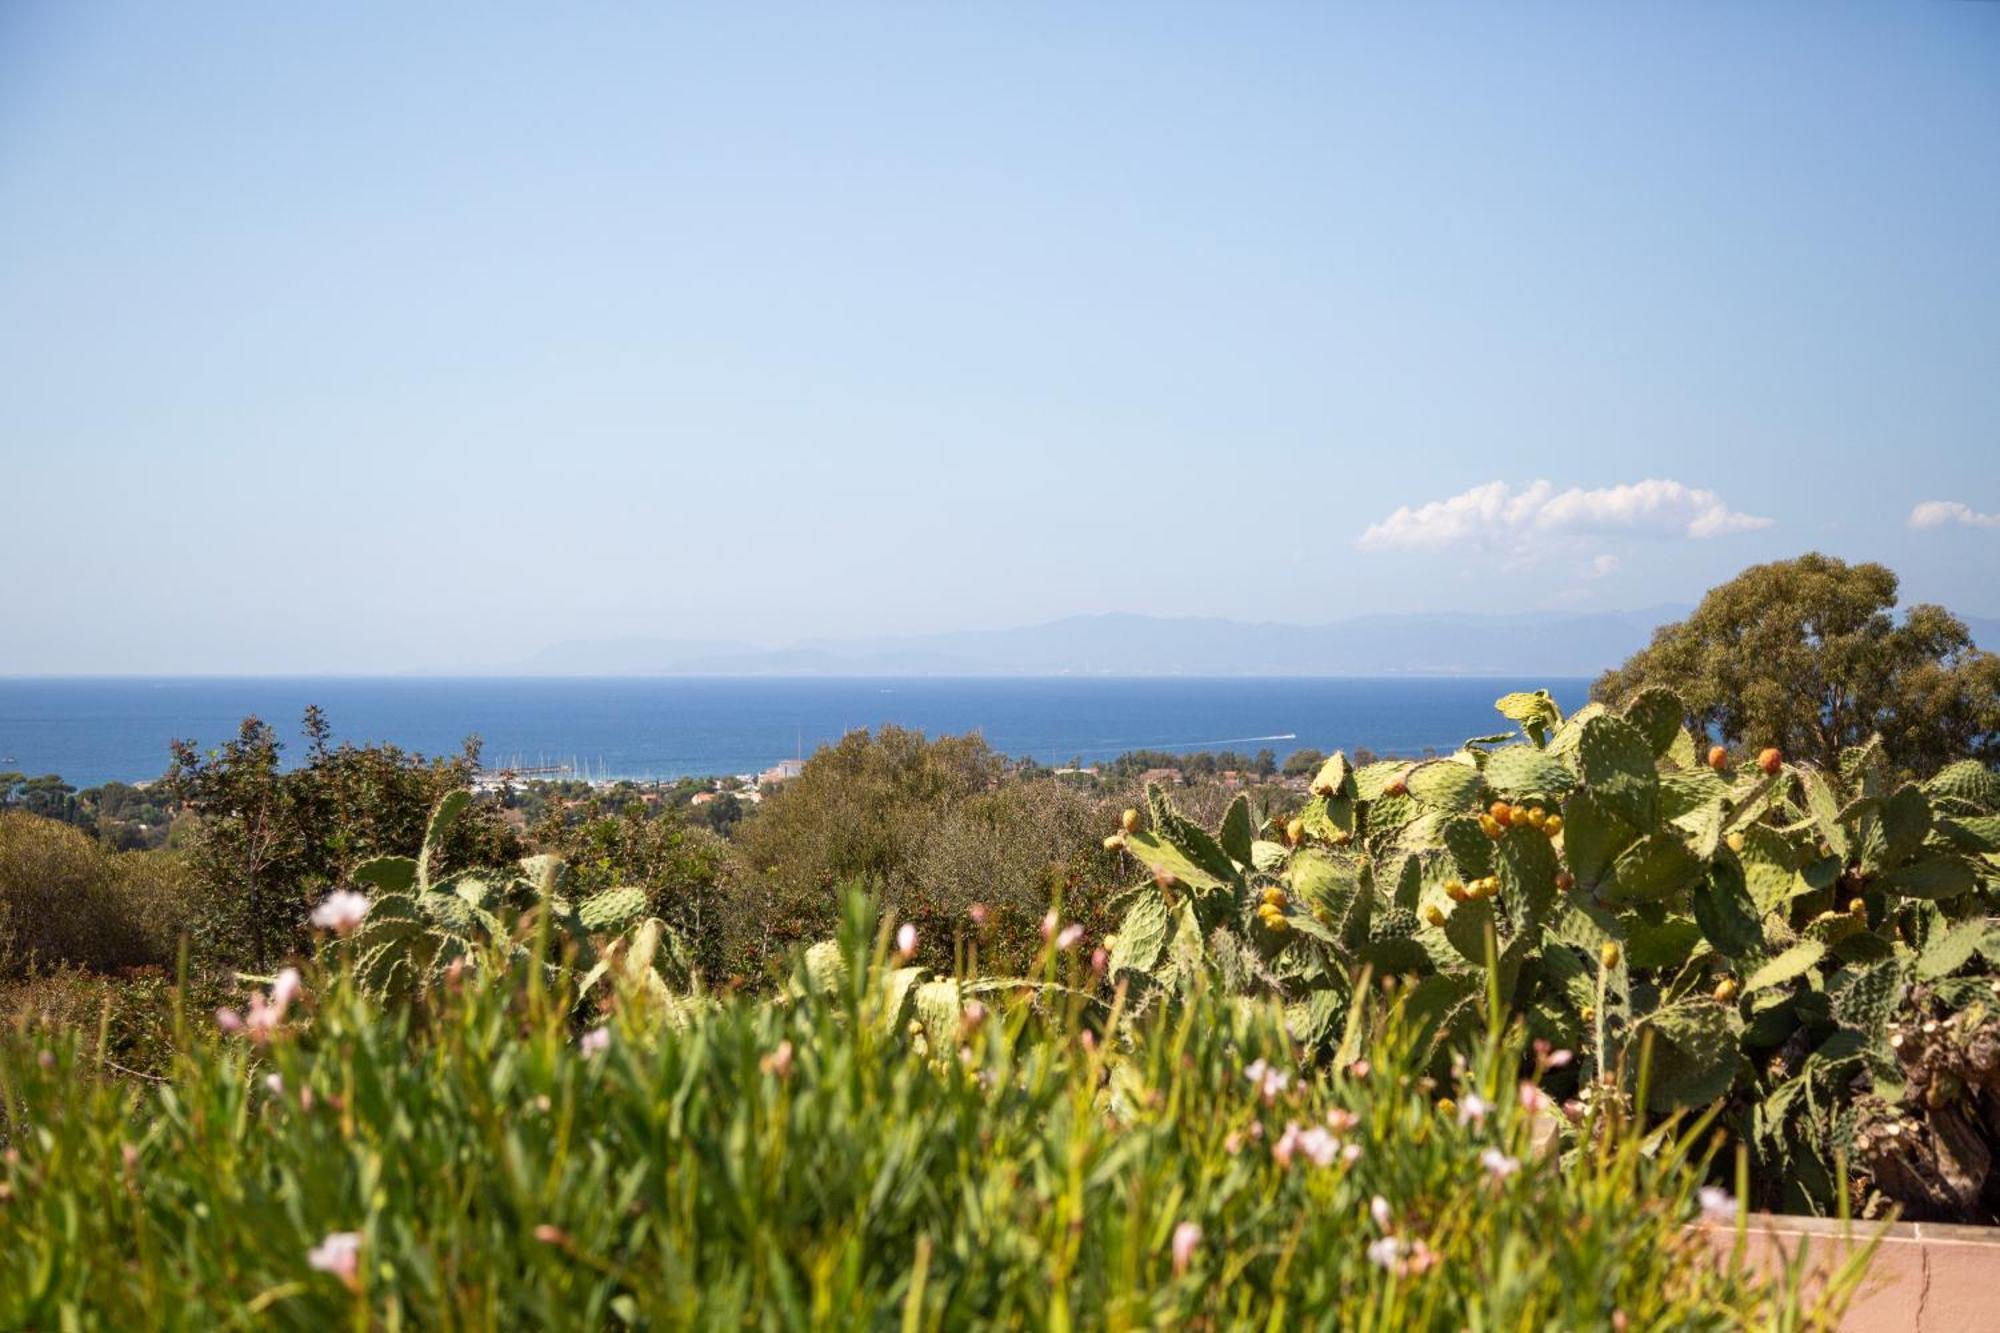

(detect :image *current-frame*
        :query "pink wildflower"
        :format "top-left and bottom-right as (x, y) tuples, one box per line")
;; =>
(215, 1007), (245, 1034)
(310, 890), (371, 934)
(307, 1231), (362, 1289)
(761, 1039), (795, 1077)
(1370, 1195), (1393, 1230)
(1090, 946), (1109, 973)
(1056, 923), (1085, 951)
(1341, 1142), (1362, 1165)
(1040, 910), (1059, 940)
(1272, 1122), (1299, 1168)
(265, 1073), (285, 1098)
(1324, 1107), (1358, 1134)
(1519, 1081), (1554, 1113)
(579, 1026), (611, 1057)
(968, 901), (989, 927)
(1456, 1092), (1490, 1126)
(1244, 1058), (1289, 1103)
(1171, 1220), (1202, 1275)
(1479, 1147), (1521, 1180)
(1295, 1125), (1339, 1167)
(1697, 1185), (1737, 1225)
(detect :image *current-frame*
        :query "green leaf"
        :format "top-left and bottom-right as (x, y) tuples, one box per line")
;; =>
(1620, 688), (1686, 757)
(1884, 857), (1976, 900)
(1916, 917), (1986, 981)
(1291, 851), (1370, 952)
(1744, 940), (1825, 994)
(1495, 689), (1563, 744)
(1926, 759), (2000, 812)
(1107, 893), (1171, 977)
(1878, 785), (1932, 868)
(1406, 759), (1484, 813)
(1121, 830), (1229, 895)
(1625, 914), (1705, 969)
(1798, 767), (1848, 861)
(1561, 789), (1638, 893)
(1602, 831), (1703, 906)
(1640, 999), (1744, 1110)
(1353, 761), (1409, 801)
(1482, 745), (1575, 799)
(1577, 716), (1660, 828)
(1310, 751), (1354, 797)
(353, 855), (418, 893)
(1935, 815), (2000, 854)
(1691, 857), (1763, 960)
(420, 789), (473, 886)
(1217, 794), (1253, 868)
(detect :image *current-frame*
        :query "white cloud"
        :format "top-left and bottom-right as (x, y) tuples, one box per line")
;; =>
(1909, 500), (2000, 530)
(1357, 479), (1773, 553)
(1586, 553), (1620, 579)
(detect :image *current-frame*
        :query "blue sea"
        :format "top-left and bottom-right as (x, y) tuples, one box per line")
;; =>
(0, 677), (1592, 788)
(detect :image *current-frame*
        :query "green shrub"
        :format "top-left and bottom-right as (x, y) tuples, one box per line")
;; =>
(0, 912), (1863, 1329)
(0, 813), (187, 978)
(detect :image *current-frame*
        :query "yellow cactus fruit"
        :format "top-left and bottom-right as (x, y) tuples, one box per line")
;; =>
(1102, 834), (1126, 852)
(1525, 806), (1548, 828)
(1423, 903), (1447, 927)
(1120, 808), (1141, 835)
(1713, 977), (1738, 1003)
(1285, 817), (1305, 846)
(1543, 815), (1563, 838)
(1726, 831), (1745, 853)
(1444, 878), (1469, 902)
(1489, 801), (1513, 826)
(1600, 941), (1621, 969)
(1479, 814), (1504, 839)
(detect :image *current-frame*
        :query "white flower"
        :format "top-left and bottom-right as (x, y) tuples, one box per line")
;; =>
(1367, 1236), (1404, 1271)
(264, 1073), (285, 1097)
(1697, 1185), (1737, 1225)
(1055, 923), (1085, 951)
(1341, 1142), (1362, 1165)
(1370, 1195), (1393, 1230)
(579, 1027), (611, 1057)
(895, 922), (919, 959)
(1479, 1147), (1521, 1179)
(1456, 1092), (1490, 1126)
(310, 890), (372, 934)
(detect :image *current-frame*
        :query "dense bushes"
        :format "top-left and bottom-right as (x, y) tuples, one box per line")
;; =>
(0, 912), (1863, 1329)
(0, 814), (186, 978)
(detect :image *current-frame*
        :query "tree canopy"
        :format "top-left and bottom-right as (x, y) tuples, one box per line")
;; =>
(1593, 553), (2000, 773)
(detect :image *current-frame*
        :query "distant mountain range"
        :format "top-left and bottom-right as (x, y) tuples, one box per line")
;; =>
(508, 608), (1677, 677)
(508, 610), (2000, 679)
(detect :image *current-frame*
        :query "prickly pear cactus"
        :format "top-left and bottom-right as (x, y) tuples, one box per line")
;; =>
(1089, 680), (2000, 1217)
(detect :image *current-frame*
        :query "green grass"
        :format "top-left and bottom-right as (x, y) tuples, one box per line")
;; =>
(1, 907), (1864, 1330)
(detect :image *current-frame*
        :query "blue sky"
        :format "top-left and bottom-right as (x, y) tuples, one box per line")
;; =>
(2, 3), (1996, 673)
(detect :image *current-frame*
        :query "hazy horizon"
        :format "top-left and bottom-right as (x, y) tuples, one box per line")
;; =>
(4, 4), (1996, 673)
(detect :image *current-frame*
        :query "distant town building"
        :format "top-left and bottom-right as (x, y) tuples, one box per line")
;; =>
(1140, 767), (1182, 787)
(758, 758), (807, 786)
